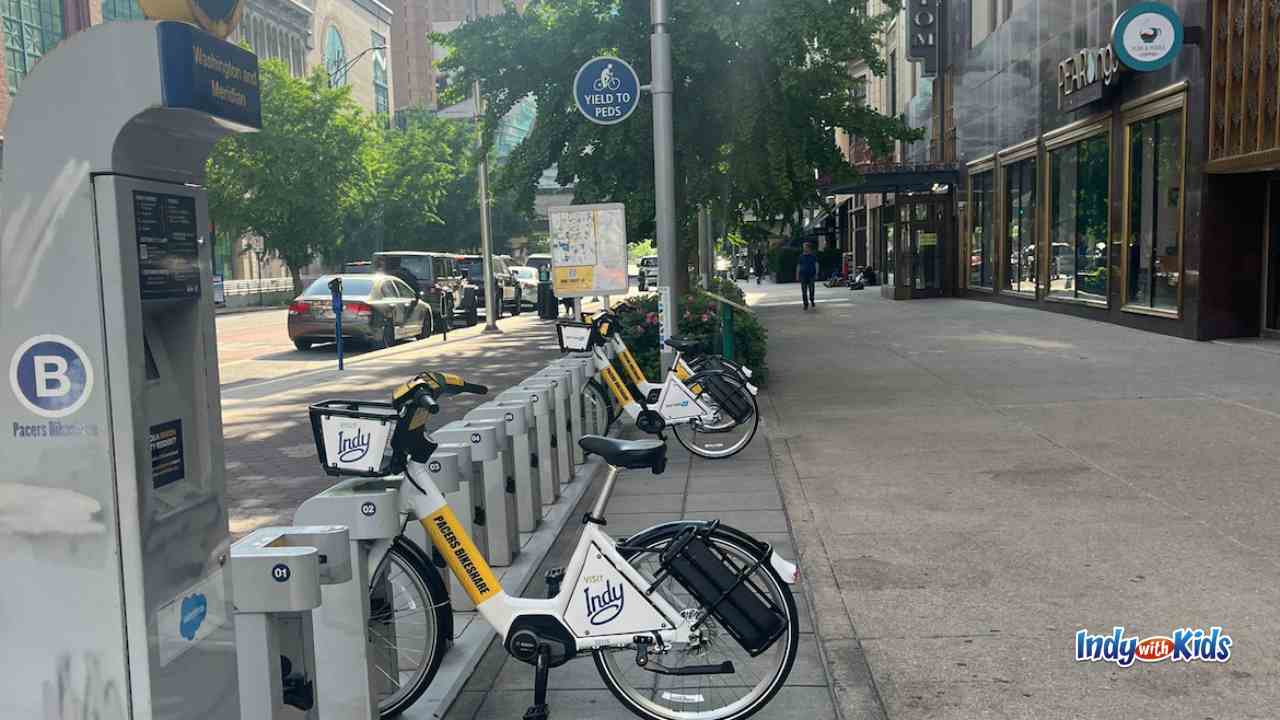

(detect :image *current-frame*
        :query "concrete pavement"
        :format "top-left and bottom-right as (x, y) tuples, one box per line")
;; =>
(751, 279), (1280, 719)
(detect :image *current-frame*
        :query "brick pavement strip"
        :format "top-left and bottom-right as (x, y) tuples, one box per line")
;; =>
(222, 315), (564, 536)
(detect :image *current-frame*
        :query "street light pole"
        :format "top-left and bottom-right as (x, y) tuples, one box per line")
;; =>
(473, 0), (501, 334)
(327, 44), (386, 87)
(651, 0), (678, 375)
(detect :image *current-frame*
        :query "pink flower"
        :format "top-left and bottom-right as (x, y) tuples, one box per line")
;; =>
(645, 312), (657, 325)
(701, 313), (710, 322)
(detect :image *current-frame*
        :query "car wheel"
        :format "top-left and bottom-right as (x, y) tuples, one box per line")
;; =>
(466, 292), (479, 326)
(293, 339), (312, 351)
(416, 308), (434, 340)
(374, 322), (395, 350)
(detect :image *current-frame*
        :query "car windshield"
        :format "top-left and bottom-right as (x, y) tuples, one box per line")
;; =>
(303, 276), (374, 298)
(512, 268), (536, 281)
(463, 264), (484, 282)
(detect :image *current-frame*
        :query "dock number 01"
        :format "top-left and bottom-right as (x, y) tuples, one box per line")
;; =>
(272, 563), (291, 582)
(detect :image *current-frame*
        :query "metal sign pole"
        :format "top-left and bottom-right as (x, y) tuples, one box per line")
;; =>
(473, 0), (501, 334)
(651, 0), (678, 376)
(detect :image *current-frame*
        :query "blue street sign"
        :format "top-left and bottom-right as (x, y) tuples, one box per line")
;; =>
(574, 56), (640, 126)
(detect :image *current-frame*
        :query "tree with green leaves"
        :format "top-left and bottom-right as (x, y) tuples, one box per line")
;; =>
(438, 0), (920, 291)
(207, 60), (381, 293)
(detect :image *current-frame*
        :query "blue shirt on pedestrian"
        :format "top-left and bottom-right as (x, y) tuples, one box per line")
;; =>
(797, 253), (818, 279)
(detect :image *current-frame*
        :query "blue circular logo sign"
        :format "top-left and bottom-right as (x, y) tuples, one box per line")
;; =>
(1112, 2), (1183, 72)
(574, 56), (641, 126)
(9, 335), (94, 419)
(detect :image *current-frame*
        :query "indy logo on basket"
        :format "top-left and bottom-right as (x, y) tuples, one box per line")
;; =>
(584, 579), (625, 625)
(1075, 626), (1232, 667)
(337, 427), (371, 463)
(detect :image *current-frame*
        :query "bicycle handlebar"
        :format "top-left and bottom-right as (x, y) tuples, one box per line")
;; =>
(392, 371), (489, 416)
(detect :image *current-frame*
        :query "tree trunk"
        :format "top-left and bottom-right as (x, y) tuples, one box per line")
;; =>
(289, 265), (304, 296)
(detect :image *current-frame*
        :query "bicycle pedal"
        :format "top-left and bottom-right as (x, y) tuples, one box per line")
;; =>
(544, 568), (565, 598)
(522, 704), (550, 720)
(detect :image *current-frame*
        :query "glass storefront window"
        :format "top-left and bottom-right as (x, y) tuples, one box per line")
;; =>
(1126, 110), (1183, 312)
(884, 218), (895, 288)
(1004, 157), (1037, 295)
(969, 172), (994, 288)
(4, 0), (63, 94)
(1048, 135), (1109, 302)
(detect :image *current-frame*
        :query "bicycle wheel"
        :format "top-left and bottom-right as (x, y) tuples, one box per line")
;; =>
(368, 537), (451, 718)
(594, 524), (798, 720)
(585, 378), (620, 431)
(685, 354), (752, 383)
(672, 371), (759, 459)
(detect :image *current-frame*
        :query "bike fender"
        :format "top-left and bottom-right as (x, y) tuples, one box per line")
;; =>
(770, 552), (799, 585)
(745, 382), (759, 396)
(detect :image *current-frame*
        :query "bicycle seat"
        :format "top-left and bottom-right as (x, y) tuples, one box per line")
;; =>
(664, 337), (706, 354)
(579, 435), (667, 473)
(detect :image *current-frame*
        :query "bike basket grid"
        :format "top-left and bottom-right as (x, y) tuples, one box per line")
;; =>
(556, 321), (595, 353)
(309, 400), (400, 477)
(658, 524), (787, 656)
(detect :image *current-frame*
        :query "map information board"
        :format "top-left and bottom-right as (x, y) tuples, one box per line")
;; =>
(548, 203), (628, 297)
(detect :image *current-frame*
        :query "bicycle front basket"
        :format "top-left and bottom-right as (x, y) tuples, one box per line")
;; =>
(309, 400), (400, 477)
(556, 321), (594, 353)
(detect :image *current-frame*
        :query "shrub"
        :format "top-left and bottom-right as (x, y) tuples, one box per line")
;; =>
(769, 245), (799, 283)
(615, 285), (769, 384)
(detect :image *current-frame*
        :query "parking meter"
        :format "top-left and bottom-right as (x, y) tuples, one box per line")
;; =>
(329, 277), (345, 370)
(0, 22), (260, 717)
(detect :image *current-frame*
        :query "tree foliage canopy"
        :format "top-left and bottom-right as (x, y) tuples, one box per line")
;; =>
(439, 0), (920, 246)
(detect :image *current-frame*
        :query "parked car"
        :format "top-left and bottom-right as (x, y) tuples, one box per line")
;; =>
(287, 274), (435, 351)
(372, 251), (475, 328)
(638, 255), (659, 291)
(509, 265), (540, 308)
(526, 253), (552, 273)
(343, 260), (373, 274)
(455, 254), (522, 317)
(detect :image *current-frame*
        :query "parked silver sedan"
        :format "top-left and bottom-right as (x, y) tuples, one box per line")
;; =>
(287, 274), (435, 351)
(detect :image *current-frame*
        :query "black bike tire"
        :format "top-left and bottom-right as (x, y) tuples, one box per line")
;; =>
(593, 525), (798, 720)
(672, 370), (759, 459)
(585, 378), (620, 431)
(371, 537), (452, 718)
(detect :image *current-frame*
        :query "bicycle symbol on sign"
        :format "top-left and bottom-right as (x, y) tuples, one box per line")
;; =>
(593, 63), (621, 92)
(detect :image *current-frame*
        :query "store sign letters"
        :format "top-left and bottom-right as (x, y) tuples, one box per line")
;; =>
(1057, 45), (1120, 112)
(907, 0), (940, 77)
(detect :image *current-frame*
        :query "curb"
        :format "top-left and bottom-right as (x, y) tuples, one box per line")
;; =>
(401, 455), (609, 720)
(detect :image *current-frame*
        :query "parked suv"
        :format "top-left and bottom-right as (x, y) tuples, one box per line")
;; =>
(455, 254), (522, 318)
(372, 251), (475, 329)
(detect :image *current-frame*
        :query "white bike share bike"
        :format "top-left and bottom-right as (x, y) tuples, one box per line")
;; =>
(342, 371), (800, 720)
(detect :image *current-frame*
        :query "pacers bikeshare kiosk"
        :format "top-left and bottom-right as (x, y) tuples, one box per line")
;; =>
(0, 20), (259, 720)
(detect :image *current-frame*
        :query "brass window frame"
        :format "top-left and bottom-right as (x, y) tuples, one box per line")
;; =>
(997, 141), (1041, 299)
(1043, 118), (1113, 308)
(966, 157), (997, 292)
(1120, 89), (1189, 319)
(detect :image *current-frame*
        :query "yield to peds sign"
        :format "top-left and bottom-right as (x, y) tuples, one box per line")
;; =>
(574, 56), (640, 125)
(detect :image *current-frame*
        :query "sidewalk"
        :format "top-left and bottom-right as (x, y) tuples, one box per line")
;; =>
(445, 435), (839, 720)
(749, 280), (1280, 719)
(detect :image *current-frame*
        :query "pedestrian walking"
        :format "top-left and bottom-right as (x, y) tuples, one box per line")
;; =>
(754, 253), (766, 285)
(796, 242), (818, 309)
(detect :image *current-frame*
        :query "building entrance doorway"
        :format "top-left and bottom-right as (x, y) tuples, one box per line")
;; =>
(1266, 181), (1280, 335)
(882, 194), (952, 299)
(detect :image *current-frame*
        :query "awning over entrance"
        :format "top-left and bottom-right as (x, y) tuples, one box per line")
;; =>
(824, 162), (961, 195)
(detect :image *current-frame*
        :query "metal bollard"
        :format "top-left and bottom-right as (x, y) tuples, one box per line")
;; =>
(518, 375), (571, 490)
(498, 386), (559, 507)
(232, 525), (351, 720)
(528, 367), (577, 478)
(467, 399), (539, 533)
(432, 421), (517, 567)
(294, 481), (403, 720)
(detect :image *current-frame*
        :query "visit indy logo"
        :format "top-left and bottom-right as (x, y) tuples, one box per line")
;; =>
(1075, 626), (1231, 667)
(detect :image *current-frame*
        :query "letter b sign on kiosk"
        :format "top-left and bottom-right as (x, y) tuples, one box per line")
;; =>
(0, 19), (259, 720)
